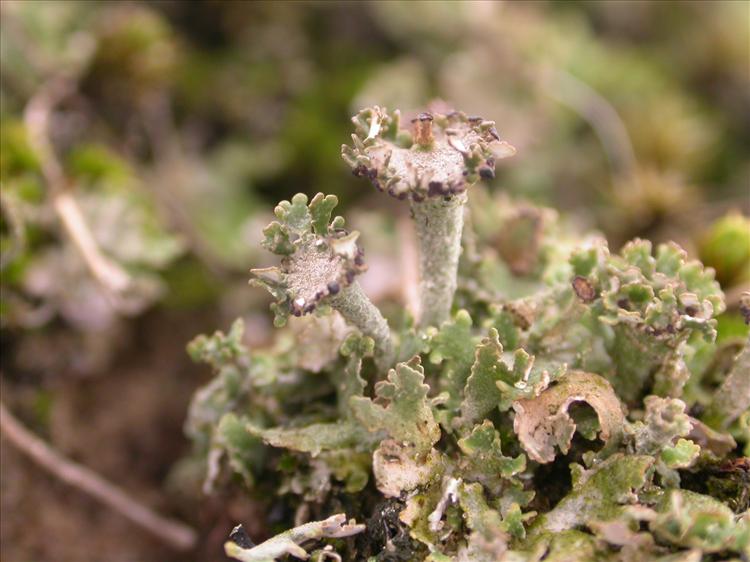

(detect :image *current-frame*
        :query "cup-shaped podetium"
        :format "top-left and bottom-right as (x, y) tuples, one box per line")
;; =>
(342, 106), (515, 327)
(341, 105), (515, 200)
(251, 192), (393, 365)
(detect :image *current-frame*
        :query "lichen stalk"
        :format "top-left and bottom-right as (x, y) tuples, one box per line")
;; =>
(412, 192), (467, 328)
(330, 281), (393, 367)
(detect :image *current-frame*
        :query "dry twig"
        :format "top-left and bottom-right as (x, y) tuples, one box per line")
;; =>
(23, 77), (134, 301)
(539, 66), (637, 180)
(0, 399), (198, 551)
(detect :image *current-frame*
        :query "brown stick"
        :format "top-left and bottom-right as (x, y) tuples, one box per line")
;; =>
(23, 77), (133, 299)
(0, 400), (197, 551)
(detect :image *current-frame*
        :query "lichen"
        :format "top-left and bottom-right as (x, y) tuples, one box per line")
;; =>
(343, 106), (515, 327)
(513, 371), (625, 464)
(251, 192), (393, 364)
(341, 106), (514, 201)
(186, 105), (748, 562)
(225, 514), (365, 562)
(350, 356), (441, 455)
(528, 454), (654, 536)
(650, 489), (750, 553)
(703, 334), (750, 430)
(627, 395), (700, 486)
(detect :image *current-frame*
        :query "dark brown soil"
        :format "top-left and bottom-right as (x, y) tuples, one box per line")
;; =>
(0, 308), (262, 562)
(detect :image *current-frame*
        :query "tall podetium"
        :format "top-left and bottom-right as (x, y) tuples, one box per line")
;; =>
(342, 106), (516, 328)
(250, 192), (393, 367)
(254, 106), (515, 364)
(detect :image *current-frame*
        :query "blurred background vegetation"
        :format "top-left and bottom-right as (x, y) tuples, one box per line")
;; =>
(1, 1), (748, 561)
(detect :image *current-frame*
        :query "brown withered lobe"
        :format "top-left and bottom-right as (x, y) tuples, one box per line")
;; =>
(572, 276), (597, 303)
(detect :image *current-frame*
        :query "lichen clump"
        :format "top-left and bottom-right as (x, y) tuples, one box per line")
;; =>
(187, 106), (749, 561)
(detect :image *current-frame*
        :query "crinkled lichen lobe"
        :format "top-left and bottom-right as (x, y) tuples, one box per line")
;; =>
(512, 371), (625, 464)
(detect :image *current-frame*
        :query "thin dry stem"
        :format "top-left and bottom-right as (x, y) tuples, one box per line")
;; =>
(23, 78), (133, 299)
(0, 399), (197, 551)
(540, 67), (637, 181)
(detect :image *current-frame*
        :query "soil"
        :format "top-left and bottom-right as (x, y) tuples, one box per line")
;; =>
(0, 307), (264, 562)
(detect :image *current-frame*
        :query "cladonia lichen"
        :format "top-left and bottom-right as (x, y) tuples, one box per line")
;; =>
(186, 105), (749, 562)
(342, 106), (515, 327)
(250, 192), (393, 366)
(225, 514), (365, 562)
